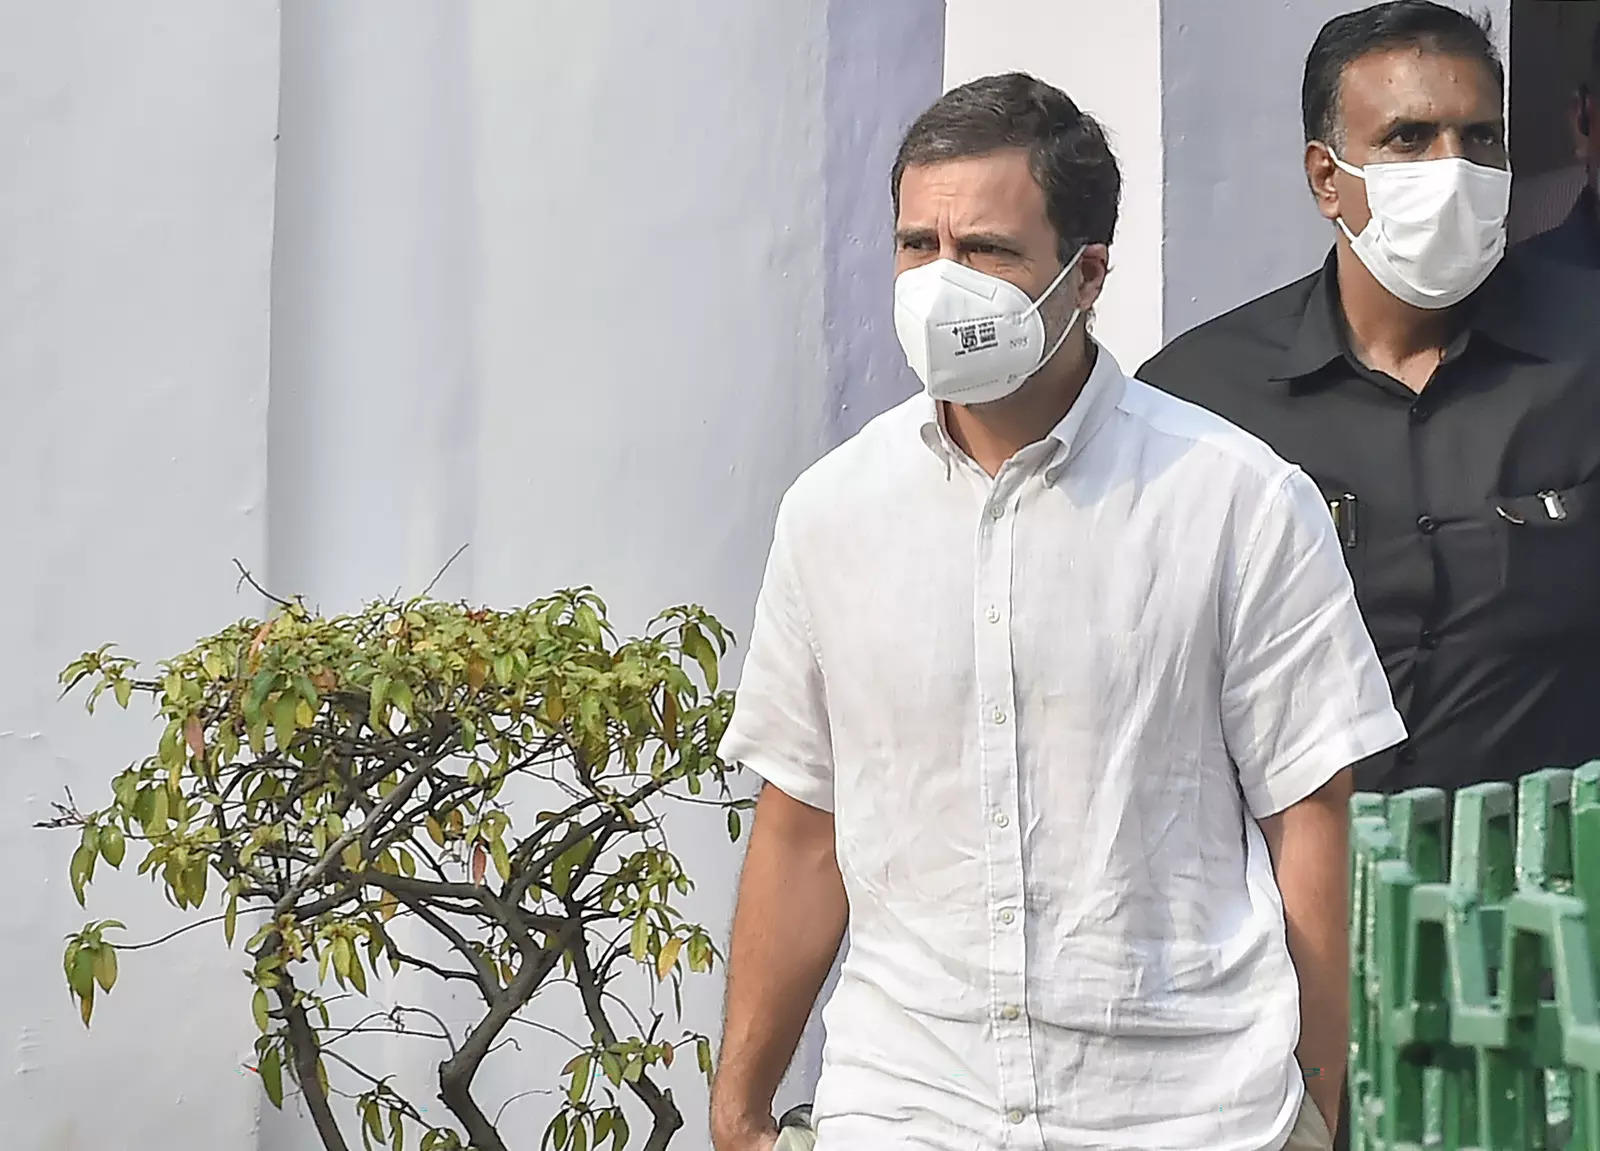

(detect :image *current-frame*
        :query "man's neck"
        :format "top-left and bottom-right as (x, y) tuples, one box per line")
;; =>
(944, 336), (1096, 478)
(1334, 244), (1461, 394)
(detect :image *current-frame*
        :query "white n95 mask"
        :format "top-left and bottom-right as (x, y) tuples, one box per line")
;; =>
(893, 247), (1084, 405)
(1329, 150), (1511, 310)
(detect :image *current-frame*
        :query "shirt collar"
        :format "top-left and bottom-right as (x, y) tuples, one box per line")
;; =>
(918, 339), (1126, 481)
(1269, 244), (1554, 386)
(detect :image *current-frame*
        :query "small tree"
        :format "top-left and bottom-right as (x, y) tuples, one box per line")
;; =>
(48, 579), (748, 1151)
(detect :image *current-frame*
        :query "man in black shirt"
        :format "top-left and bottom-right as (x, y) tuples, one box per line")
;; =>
(1142, 1), (1600, 798)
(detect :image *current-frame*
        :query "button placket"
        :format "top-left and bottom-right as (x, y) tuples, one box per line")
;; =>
(972, 473), (1038, 1135)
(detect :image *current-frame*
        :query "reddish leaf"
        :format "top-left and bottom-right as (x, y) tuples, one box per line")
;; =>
(471, 844), (487, 886)
(184, 715), (206, 760)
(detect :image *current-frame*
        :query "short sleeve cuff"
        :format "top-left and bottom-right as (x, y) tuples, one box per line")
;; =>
(1242, 707), (1407, 818)
(734, 754), (835, 813)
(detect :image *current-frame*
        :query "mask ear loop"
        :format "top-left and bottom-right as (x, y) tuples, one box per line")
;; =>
(1020, 245), (1086, 321)
(1021, 246), (1089, 379)
(1321, 144), (1368, 245)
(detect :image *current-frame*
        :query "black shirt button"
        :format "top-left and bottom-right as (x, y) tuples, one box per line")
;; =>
(1410, 405), (1430, 424)
(1417, 514), (1438, 534)
(1420, 629), (1438, 650)
(1397, 746), (1417, 766)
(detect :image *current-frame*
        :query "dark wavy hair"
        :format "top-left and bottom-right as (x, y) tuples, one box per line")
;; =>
(1303, 1), (1503, 145)
(891, 72), (1121, 263)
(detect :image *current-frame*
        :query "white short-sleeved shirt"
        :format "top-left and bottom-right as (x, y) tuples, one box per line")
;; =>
(720, 344), (1405, 1151)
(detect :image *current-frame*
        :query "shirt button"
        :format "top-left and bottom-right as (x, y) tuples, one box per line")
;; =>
(992, 708), (1008, 725)
(990, 504), (1005, 520)
(1007, 1109), (1026, 1125)
(986, 605), (1001, 624)
(994, 811), (1010, 828)
(1001, 1003), (1021, 1021)
(1410, 404), (1431, 424)
(1419, 629), (1439, 650)
(1416, 514), (1438, 535)
(1397, 746), (1417, 766)
(999, 908), (1016, 925)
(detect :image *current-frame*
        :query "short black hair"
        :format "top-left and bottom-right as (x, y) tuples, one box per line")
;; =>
(1302, 1), (1504, 145)
(891, 72), (1121, 263)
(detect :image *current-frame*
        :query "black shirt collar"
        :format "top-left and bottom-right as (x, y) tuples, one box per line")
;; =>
(1270, 245), (1554, 385)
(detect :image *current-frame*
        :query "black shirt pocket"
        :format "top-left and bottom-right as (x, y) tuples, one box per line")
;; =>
(1495, 476), (1600, 636)
(1308, 475), (1365, 586)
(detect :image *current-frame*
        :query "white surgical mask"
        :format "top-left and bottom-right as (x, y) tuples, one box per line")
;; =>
(893, 247), (1084, 405)
(1328, 148), (1511, 310)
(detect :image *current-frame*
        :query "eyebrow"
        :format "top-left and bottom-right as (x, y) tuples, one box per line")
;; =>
(893, 227), (1024, 253)
(1375, 115), (1503, 139)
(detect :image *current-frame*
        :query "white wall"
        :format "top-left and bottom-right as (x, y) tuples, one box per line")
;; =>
(266, 1), (942, 1145)
(1159, 0), (1513, 344)
(0, 3), (280, 1149)
(944, 0), (1167, 371)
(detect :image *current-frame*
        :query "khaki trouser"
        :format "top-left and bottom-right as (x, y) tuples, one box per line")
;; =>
(772, 1094), (1333, 1150)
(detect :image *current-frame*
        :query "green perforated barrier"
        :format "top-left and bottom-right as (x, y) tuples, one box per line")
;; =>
(1348, 764), (1600, 1150)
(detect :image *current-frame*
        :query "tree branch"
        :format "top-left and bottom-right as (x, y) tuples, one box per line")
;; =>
(435, 912), (573, 1151)
(569, 935), (683, 1150)
(273, 968), (351, 1151)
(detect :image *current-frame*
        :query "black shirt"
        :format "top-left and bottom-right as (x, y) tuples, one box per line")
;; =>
(1139, 245), (1600, 794)
(1520, 184), (1600, 271)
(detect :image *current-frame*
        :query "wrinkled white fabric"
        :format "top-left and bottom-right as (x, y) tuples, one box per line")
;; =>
(720, 344), (1404, 1150)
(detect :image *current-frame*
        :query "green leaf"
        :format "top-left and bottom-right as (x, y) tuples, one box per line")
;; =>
(225, 893), (239, 946)
(252, 987), (270, 1033)
(391, 1107), (404, 1151)
(113, 677), (132, 709)
(655, 937), (683, 981)
(365, 1099), (384, 1143)
(727, 808), (741, 842)
(184, 862), (207, 907)
(245, 669), (276, 723)
(93, 945), (118, 992)
(70, 843), (96, 906)
(68, 946), (96, 999)
(610, 1112), (629, 1151)
(682, 623), (718, 692)
(566, 1053), (590, 1103)
(260, 1045), (284, 1108)
(272, 693), (299, 749)
(697, 1036), (714, 1079)
(100, 825), (126, 868)
(491, 837), (511, 883)
(629, 916), (649, 963)
(573, 1120), (588, 1151)
(369, 674), (392, 727)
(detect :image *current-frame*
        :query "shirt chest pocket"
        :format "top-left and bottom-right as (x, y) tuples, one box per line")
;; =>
(1495, 476), (1600, 635)
(1307, 475), (1365, 585)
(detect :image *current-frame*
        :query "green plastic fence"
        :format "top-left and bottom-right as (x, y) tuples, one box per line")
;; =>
(1348, 764), (1600, 1150)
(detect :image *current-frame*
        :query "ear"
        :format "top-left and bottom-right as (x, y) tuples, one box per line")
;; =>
(1074, 244), (1111, 312)
(1305, 140), (1342, 223)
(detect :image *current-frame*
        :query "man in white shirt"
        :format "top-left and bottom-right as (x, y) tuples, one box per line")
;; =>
(709, 73), (1405, 1151)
